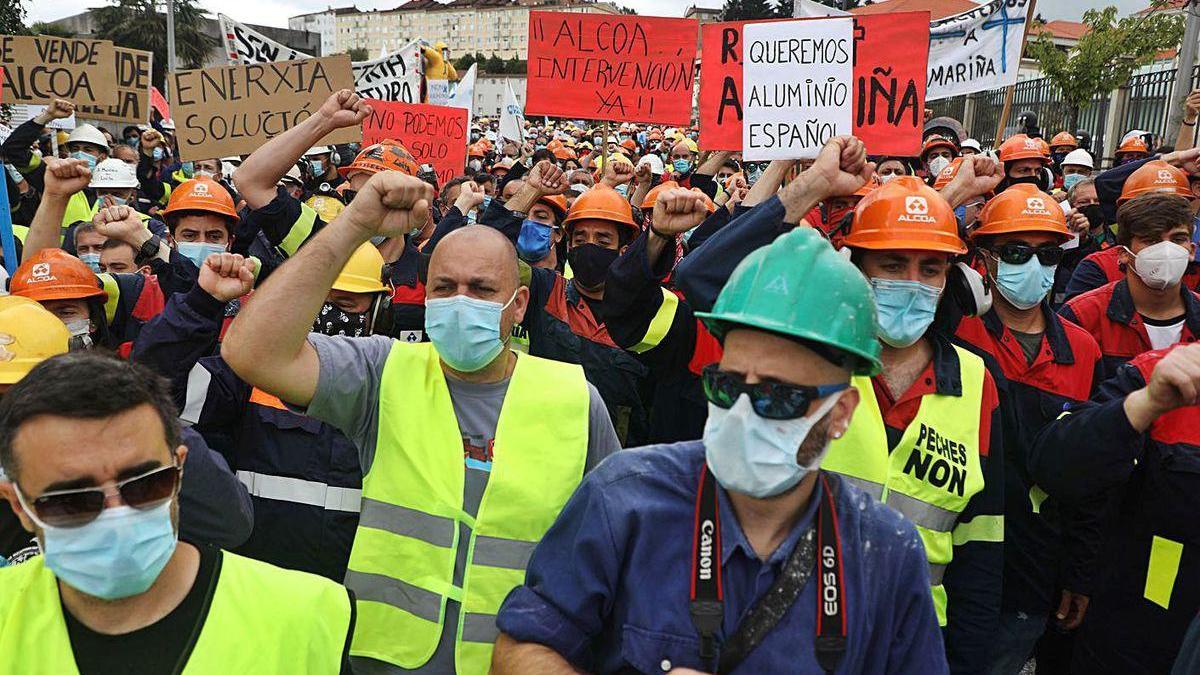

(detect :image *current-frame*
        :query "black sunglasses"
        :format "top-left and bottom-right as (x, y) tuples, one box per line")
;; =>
(702, 365), (847, 420)
(19, 463), (181, 528)
(990, 242), (1064, 266)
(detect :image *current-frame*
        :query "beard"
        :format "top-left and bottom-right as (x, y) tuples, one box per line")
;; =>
(796, 413), (834, 468)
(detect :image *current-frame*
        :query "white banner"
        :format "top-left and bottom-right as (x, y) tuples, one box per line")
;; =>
(219, 14), (312, 65)
(792, 0), (849, 18)
(499, 81), (524, 144)
(742, 19), (853, 161)
(352, 44), (423, 103)
(928, 0), (1032, 100)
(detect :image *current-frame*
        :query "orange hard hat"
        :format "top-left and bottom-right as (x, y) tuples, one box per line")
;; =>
(920, 135), (958, 160)
(11, 248), (107, 303)
(547, 138), (565, 152)
(536, 194), (569, 221)
(467, 143), (486, 158)
(998, 134), (1050, 164)
(692, 187), (717, 214)
(843, 176), (965, 254)
(1118, 160), (1194, 204)
(1049, 132), (1077, 151)
(641, 180), (680, 210)
(339, 140), (419, 178)
(552, 146), (577, 161)
(564, 184), (637, 234)
(971, 184), (1070, 243)
(1116, 136), (1151, 156)
(162, 177), (238, 221)
(853, 179), (879, 198)
(932, 157), (963, 190)
(619, 139), (637, 153)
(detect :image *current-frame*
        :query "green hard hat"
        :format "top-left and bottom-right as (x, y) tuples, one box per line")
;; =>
(696, 227), (882, 376)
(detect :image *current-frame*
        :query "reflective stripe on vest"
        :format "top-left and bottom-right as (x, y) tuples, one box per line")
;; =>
(346, 342), (588, 672)
(279, 203), (318, 257)
(0, 551), (352, 673)
(236, 470), (362, 512)
(630, 288), (678, 354)
(822, 343), (987, 627)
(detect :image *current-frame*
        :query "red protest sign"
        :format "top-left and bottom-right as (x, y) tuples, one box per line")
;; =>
(149, 85), (170, 122)
(526, 12), (698, 126)
(362, 100), (468, 187)
(699, 13), (928, 156)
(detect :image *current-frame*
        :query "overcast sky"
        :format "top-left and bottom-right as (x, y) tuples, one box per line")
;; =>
(25, 0), (1152, 30)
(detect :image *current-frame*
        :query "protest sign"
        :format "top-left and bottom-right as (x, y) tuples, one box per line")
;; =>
(10, 104), (75, 130)
(170, 54), (360, 161)
(361, 100), (468, 186)
(525, 12), (698, 125)
(700, 13), (927, 157)
(352, 44), (422, 103)
(150, 85), (171, 122)
(742, 19), (854, 161)
(219, 14), (312, 65)
(928, 0), (1031, 100)
(0, 35), (117, 107)
(76, 47), (153, 124)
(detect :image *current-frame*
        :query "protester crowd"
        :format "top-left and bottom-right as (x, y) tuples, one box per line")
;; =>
(1, 85), (1200, 675)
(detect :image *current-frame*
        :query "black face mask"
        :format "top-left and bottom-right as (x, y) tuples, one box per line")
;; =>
(568, 243), (619, 290)
(1081, 203), (1106, 232)
(998, 173), (1049, 193)
(313, 302), (369, 337)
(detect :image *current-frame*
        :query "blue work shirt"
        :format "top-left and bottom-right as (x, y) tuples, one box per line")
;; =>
(497, 441), (948, 674)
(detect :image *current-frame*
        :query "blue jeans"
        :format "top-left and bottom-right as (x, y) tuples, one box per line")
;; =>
(987, 611), (1049, 675)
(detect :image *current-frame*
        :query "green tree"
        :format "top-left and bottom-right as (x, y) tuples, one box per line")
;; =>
(92, 0), (217, 91)
(0, 0), (27, 36)
(483, 54), (505, 73)
(347, 47), (368, 61)
(720, 0), (776, 20)
(30, 22), (75, 37)
(454, 52), (476, 72)
(1028, 2), (1184, 130)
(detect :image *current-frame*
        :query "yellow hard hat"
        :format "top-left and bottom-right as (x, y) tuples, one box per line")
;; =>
(0, 296), (70, 385)
(306, 195), (345, 224)
(332, 243), (388, 294)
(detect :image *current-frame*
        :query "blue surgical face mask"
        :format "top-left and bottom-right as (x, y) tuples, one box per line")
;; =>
(424, 291), (516, 372)
(481, 195), (493, 210)
(614, 183), (629, 197)
(673, 158), (692, 174)
(516, 218), (554, 262)
(176, 241), (226, 268)
(96, 196), (128, 210)
(1062, 173), (1086, 191)
(152, 147), (164, 161)
(869, 277), (942, 348)
(309, 159), (324, 176)
(993, 257), (1055, 310)
(31, 501), (177, 600)
(79, 252), (101, 273)
(181, 161), (195, 179)
(71, 151), (98, 170)
(703, 392), (843, 499)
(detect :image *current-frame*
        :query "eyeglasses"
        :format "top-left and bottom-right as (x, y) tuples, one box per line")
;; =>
(702, 365), (848, 420)
(990, 242), (1064, 266)
(17, 463), (181, 528)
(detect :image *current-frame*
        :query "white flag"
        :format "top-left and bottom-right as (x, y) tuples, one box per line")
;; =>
(219, 14), (312, 65)
(449, 63), (477, 125)
(928, 0), (1032, 100)
(792, 0), (849, 18)
(499, 81), (524, 144)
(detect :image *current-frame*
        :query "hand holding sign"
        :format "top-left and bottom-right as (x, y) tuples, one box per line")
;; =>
(342, 171), (433, 239)
(528, 160), (568, 196)
(43, 157), (92, 198)
(653, 187), (709, 235)
(318, 89), (372, 132)
(799, 135), (872, 202)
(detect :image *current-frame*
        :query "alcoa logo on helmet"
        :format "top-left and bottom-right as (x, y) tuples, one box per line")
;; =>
(191, 182), (213, 198)
(1024, 197), (1051, 216)
(31, 263), (56, 283)
(1157, 169), (1175, 183)
(900, 196), (936, 224)
(1024, 138), (1040, 150)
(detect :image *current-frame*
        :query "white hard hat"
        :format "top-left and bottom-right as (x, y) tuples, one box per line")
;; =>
(89, 158), (138, 189)
(304, 145), (332, 157)
(961, 138), (982, 152)
(279, 165), (303, 185)
(1062, 148), (1094, 170)
(161, 118), (176, 131)
(484, 130), (497, 142)
(65, 124), (109, 151)
(220, 156), (242, 165)
(637, 153), (665, 175)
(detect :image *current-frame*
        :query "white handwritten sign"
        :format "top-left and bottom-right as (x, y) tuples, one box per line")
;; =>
(742, 19), (853, 161)
(928, 0), (1031, 100)
(352, 44), (422, 103)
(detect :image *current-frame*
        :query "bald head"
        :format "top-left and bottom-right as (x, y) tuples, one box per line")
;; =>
(429, 225), (520, 295)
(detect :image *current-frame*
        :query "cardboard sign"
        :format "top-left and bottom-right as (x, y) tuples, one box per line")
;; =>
(352, 45), (422, 103)
(699, 14), (928, 157)
(362, 100), (468, 187)
(0, 35), (117, 107)
(742, 19), (854, 161)
(76, 47), (153, 123)
(170, 54), (360, 161)
(525, 12), (698, 125)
